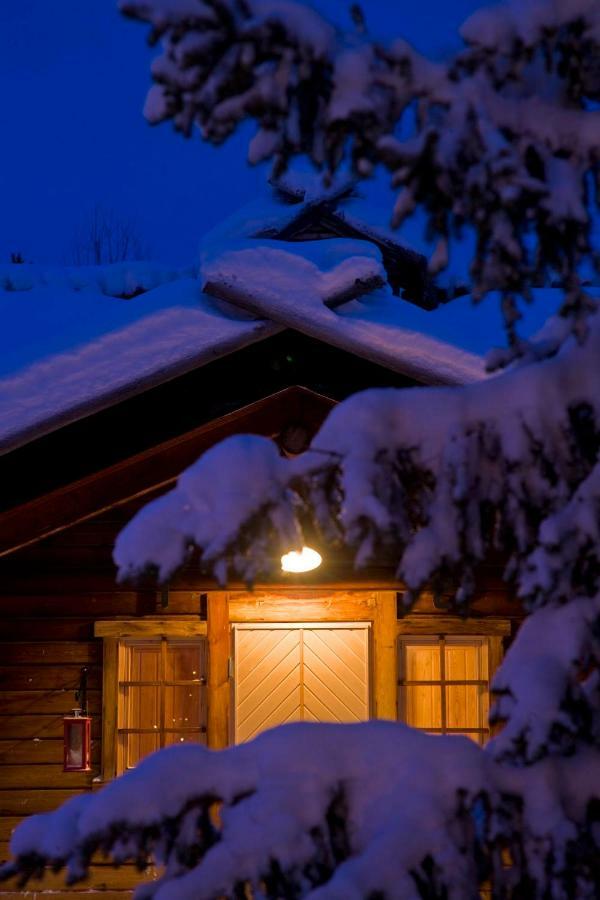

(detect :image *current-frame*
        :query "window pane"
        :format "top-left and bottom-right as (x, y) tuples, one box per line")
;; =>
(65, 722), (85, 769)
(446, 684), (487, 730)
(122, 685), (161, 731)
(118, 638), (207, 772)
(124, 732), (160, 769)
(402, 685), (442, 729)
(445, 641), (488, 681)
(164, 685), (203, 730)
(165, 640), (205, 682)
(404, 642), (440, 682)
(125, 641), (160, 682)
(164, 731), (207, 747)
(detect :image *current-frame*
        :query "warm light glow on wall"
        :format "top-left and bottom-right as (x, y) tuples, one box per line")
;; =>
(281, 546), (323, 573)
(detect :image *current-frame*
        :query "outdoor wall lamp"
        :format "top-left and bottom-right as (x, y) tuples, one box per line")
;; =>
(281, 546), (322, 573)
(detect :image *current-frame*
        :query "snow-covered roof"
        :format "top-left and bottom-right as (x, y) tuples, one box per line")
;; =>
(0, 271), (483, 455)
(0, 275), (279, 453)
(201, 177), (436, 306)
(1, 188), (556, 456)
(202, 240), (483, 385)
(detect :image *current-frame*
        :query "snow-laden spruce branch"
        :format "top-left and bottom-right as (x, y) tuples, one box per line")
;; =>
(4, 720), (600, 899)
(119, 0), (600, 358)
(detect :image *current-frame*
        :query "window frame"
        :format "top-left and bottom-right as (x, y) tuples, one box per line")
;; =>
(95, 619), (208, 780)
(396, 617), (510, 744)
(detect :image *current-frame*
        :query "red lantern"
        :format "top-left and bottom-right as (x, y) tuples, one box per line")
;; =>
(64, 709), (91, 772)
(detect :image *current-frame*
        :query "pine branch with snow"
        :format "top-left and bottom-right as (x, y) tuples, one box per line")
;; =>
(119, 0), (600, 362)
(4, 723), (600, 898)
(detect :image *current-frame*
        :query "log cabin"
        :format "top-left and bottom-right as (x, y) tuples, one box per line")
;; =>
(0, 185), (520, 897)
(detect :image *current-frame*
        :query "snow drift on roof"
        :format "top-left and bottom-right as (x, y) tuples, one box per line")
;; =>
(202, 240), (486, 385)
(0, 261), (193, 298)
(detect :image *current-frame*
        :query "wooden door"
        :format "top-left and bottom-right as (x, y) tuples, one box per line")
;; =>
(233, 623), (370, 743)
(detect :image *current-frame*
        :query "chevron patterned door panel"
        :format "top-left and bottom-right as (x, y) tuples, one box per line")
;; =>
(233, 623), (370, 744)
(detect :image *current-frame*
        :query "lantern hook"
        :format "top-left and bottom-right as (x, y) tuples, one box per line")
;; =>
(75, 666), (89, 716)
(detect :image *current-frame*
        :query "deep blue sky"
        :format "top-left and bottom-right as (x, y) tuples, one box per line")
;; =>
(0, 0), (489, 266)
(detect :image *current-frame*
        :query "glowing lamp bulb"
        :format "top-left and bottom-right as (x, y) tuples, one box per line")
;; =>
(281, 546), (322, 574)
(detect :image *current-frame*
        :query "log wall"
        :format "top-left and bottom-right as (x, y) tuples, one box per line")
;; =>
(0, 503), (160, 897)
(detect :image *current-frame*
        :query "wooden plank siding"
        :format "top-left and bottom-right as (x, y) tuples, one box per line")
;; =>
(0, 581), (108, 893)
(0, 605), (183, 894)
(0, 498), (176, 895)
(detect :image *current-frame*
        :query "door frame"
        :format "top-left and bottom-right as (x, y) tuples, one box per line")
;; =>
(204, 590), (397, 748)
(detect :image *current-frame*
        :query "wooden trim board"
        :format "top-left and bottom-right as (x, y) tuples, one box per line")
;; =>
(95, 619), (208, 638)
(397, 616), (511, 636)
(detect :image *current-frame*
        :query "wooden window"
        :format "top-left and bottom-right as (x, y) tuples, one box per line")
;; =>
(398, 635), (500, 744)
(119, 638), (207, 770)
(95, 620), (208, 778)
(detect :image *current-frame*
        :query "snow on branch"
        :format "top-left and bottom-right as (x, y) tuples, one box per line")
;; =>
(4, 721), (600, 898)
(119, 0), (600, 359)
(490, 594), (600, 763)
(115, 310), (600, 607)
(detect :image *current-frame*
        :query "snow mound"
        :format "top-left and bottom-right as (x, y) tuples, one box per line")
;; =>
(202, 240), (485, 385)
(0, 261), (194, 298)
